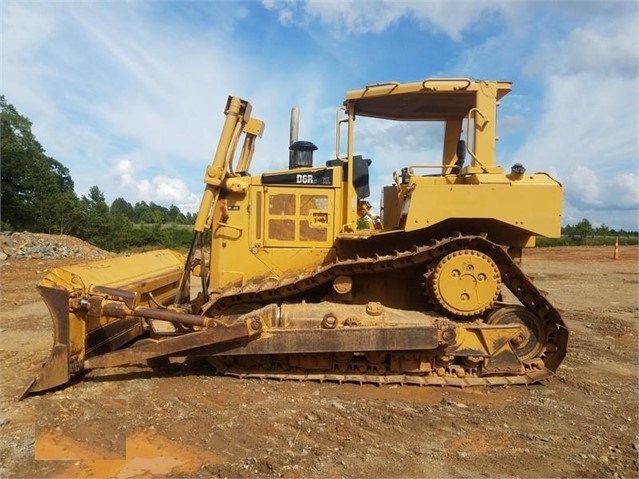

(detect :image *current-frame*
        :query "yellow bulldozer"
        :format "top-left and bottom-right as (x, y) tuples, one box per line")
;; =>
(24, 77), (568, 397)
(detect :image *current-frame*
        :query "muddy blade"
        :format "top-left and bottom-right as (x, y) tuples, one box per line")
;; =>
(21, 344), (71, 399)
(20, 250), (186, 399)
(21, 286), (73, 399)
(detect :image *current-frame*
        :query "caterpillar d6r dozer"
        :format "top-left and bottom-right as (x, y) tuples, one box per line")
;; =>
(24, 77), (568, 398)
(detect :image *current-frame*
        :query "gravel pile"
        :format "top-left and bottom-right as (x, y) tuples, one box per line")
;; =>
(0, 232), (114, 261)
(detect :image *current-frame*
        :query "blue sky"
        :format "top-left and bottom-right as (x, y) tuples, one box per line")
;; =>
(2, 1), (638, 230)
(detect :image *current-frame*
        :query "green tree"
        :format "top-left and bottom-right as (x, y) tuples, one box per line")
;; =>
(111, 197), (134, 220)
(78, 186), (139, 251)
(594, 224), (611, 236)
(49, 158), (74, 192)
(132, 201), (150, 223)
(43, 190), (84, 235)
(148, 202), (167, 224)
(572, 218), (594, 238)
(1, 96), (79, 232)
(166, 204), (181, 223)
(562, 223), (575, 236)
(78, 186), (110, 244)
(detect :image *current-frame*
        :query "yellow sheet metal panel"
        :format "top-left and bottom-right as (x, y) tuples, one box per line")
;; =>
(403, 174), (562, 238)
(40, 249), (184, 293)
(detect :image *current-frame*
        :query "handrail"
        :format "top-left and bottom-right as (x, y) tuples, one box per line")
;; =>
(217, 222), (243, 232)
(335, 106), (348, 160)
(422, 78), (472, 91)
(364, 81), (400, 91)
(465, 147), (485, 168)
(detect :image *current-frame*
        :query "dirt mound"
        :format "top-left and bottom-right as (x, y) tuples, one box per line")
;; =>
(0, 232), (114, 261)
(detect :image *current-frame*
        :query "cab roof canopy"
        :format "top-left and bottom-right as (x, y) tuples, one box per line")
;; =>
(344, 78), (512, 121)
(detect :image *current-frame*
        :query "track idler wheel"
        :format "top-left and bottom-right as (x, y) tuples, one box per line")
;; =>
(486, 305), (546, 362)
(428, 249), (501, 316)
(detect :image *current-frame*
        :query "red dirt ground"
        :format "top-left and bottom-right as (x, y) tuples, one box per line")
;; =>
(1, 245), (637, 478)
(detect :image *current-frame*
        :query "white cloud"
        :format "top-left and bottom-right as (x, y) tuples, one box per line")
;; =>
(614, 173), (639, 207)
(1, 2), (55, 52)
(112, 158), (200, 212)
(561, 168), (638, 213)
(138, 176), (198, 207)
(114, 159), (135, 187)
(526, 15), (638, 78)
(263, 0), (517, 41)
(563, 165), (603, 208)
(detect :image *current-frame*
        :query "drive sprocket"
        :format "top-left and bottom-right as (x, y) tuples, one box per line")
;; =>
(428, 249), (501, 316)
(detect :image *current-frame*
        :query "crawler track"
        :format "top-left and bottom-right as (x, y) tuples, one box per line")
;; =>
(207, 235), (569, 386)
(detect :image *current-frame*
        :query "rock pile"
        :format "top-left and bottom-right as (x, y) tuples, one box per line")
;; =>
(0, 232), (114, 261)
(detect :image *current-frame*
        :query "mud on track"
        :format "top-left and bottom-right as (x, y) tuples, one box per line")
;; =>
(1, 245), (637, 478)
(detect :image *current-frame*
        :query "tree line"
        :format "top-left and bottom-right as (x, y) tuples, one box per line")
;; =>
(540, 218), (639, 247)
(1, 96), (195, 251)
(561, 218), (637, 238)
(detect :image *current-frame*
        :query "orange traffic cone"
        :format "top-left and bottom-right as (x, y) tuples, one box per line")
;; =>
(613, 236), (619, 260)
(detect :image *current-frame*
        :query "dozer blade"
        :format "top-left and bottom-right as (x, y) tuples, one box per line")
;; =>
(22, 286), (74, 398)
(22, 249), (186, 399)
